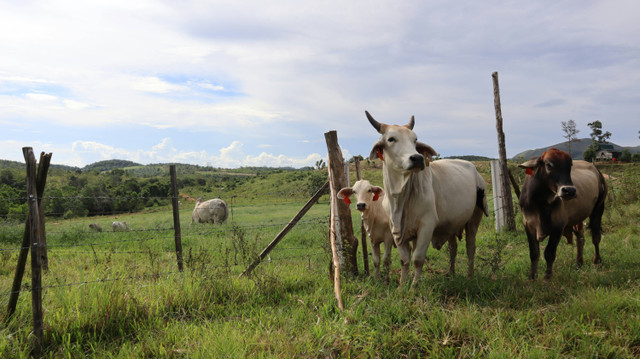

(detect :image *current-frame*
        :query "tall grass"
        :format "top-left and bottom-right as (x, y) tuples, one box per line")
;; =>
(0, 162), (638, 358)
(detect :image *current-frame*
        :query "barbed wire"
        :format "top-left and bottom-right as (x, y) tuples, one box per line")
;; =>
(0, 250), (329, 297)
(0, 217), (329, 253)
(0, 193), (329, 204)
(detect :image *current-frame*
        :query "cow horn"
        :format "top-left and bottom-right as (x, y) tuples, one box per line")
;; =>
(365, 111), (383, 134)
(406, 115), (415, 130)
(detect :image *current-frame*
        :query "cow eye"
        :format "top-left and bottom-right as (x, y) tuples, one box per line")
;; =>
(388, 137), (396, 143)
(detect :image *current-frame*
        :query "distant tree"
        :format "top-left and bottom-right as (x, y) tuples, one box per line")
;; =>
(561, 119), (580, 157)
(583, 146), (596, 163)
(620, 149), (632, 162)
(587, 120), (612, 145)
(315, 159), (326, 170)
(584, 120), (612, 162)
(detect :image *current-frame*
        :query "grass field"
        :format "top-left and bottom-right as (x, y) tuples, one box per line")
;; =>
(0, 162), (639, 358)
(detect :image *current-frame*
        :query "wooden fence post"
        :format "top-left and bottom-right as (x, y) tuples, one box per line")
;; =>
(324, 131), (358, 276)
(492, 72), (516, 231)
(36, 153), (52, 271)
(354, 157), (369, 276)
(490, 160), (505, 231)
(169, 165), (183, 272)
(23, 147), (44, 355)
(328, 161), (344, 310)
(6, 152), (51, 321)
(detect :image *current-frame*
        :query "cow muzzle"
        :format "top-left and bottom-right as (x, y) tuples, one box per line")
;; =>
(407, 154), (425, 171)
(356, 202), (366, 211)
(558, 185), (577, 200)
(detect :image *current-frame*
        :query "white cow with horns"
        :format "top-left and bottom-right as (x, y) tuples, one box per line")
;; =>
(366, 111), (488, 286)
(337, 180), (394, 280)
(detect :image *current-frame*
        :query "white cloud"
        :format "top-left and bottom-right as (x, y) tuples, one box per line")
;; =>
(63, 99), (91, 110)
(196, 82), (224, 91)
(129, 76), (188, 94)
(1, 0), (639, 166)
(25, 93), (58, 102)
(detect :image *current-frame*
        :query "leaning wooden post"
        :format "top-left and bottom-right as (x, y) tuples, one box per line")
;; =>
(23, 147), (44, 355)
(328, 159), (344, 311)
(354, 157), (370, 276)
(36, 152), (52, 271)
(492, 72), (516, 231)
(169, 165), (183, 272)
(7, 152), (51, 320)
(324, 131), (358, 276)
(240, 181), (329, 277)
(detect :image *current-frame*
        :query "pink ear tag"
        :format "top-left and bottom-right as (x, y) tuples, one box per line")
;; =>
(377, 148), (384, 161)
(526, 168), (533, 176)
(372, 192), (380, 201)
(343, 196), (351, 205)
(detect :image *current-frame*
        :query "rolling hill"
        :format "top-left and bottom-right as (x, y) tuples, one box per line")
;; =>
(512, 138), (640, 160)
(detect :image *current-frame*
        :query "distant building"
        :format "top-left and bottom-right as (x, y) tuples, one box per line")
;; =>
(595, 144), (621, 161)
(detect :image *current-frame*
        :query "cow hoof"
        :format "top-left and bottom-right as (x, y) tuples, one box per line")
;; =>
(543, 273), (553, 281)
(594, 258), (603, 265)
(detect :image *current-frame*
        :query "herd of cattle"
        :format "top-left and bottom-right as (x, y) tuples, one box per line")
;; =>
(338, 111), (607, 286)
(88, 111), (608, 285)
(88, 198), (229, 232)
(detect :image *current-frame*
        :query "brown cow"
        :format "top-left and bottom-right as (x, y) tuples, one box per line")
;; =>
(518, 148), (607, 279)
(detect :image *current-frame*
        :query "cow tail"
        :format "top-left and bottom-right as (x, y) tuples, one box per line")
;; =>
(588, 170), (607, 235)
(476, 188), (489, 217)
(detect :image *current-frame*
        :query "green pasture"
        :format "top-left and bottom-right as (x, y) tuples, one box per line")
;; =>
(0, 162), (638, 358)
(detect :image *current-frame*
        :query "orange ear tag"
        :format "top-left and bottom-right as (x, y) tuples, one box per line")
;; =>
(526, 168), (533, 176)
(372, 192), (380, 201)
(343, 196), (351, 205)
(377, 148), (384, 161)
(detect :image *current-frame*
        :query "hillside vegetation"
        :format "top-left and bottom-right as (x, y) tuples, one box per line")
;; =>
(512, 138), (640, 160)
(0, 160), (639, 357)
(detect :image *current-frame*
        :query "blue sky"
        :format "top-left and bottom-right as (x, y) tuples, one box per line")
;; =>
(1, 0), (639, 168)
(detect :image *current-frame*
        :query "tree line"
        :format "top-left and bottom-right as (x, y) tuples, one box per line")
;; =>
(0, 164), (328, 221)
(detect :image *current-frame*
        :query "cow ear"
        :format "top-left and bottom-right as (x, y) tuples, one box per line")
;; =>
(416, 142), (437, 161)
(369, 140), (384, 161)
(337, 187), (354, 205)
(371, 186), (384, 201)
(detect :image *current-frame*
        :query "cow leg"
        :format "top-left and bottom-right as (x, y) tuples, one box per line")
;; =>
(590, 191), (606, 265)
(382, 240), (393, 282)
(447, 235), (457, 276)
(411, 223), (435, 287)
(397, 242), (412, 286)
(563, 226), (573, 245)
(575, 223), (585, 265)
(372, 242), (382, 279)
(543, 232), (562, 280)
(591, 226), (603, 265)
(465, 209), (482, 278)
(525, 226), (540, 280)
